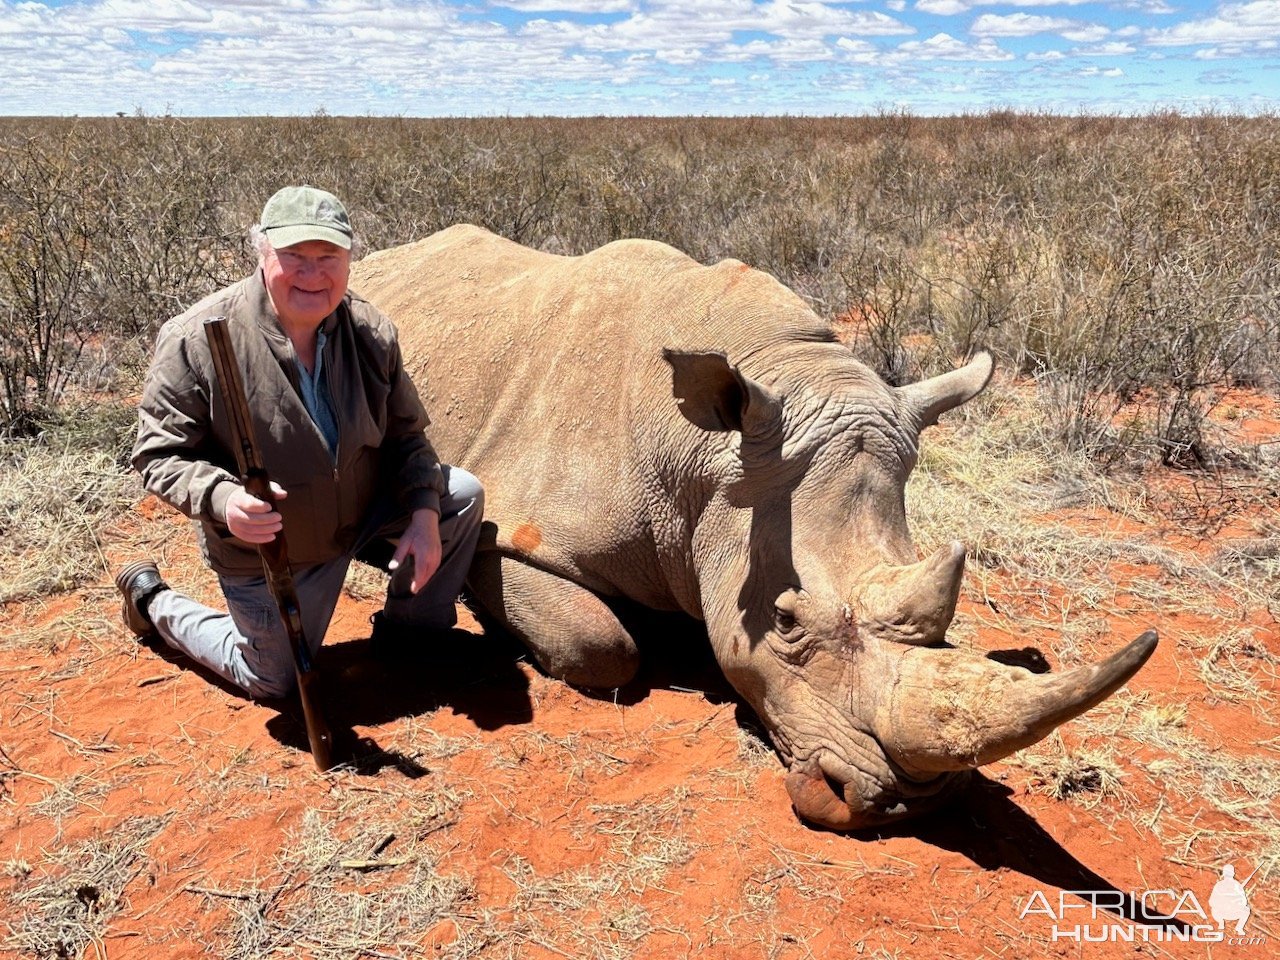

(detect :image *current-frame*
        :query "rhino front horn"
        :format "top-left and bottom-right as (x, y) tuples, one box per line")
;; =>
(880, 630), (1158, 777)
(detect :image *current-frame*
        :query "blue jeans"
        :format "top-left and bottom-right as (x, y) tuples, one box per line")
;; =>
(147, 466), (484, 699)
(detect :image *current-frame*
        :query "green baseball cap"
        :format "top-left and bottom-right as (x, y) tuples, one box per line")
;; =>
(260, 185), (353, 250)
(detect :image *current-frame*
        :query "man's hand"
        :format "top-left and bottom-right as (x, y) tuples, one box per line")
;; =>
(225, 482), (287, 544)
(388, 507), (441, 594)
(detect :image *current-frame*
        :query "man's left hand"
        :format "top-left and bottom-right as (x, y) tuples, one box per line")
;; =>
(388, 507), (442, 594)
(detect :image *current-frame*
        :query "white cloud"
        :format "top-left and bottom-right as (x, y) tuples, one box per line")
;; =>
(836, 35), (877, 55)
(915, 0), (968, 14)
(491, 0), (633, 11)
(720, 37), (835, 62)
(654, 46), (702, 64)
(839, 30), (1016, 69)
(971, 14), (1078, 37)
(1120, 1), (1176, 13)
(0, 0), (1273, 116)
(1061, 25), (1110, 43)
(90, 0), (214, 29)
(1192, 38), (1279, 57)
(1075, 41), (1137, 56)
(898, 32), (1014, 61)
(917, 0), (1097, 13)
(1147, 0), (1280, 46)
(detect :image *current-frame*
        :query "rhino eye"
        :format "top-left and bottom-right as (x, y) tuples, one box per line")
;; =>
(774, 589), (803, 638)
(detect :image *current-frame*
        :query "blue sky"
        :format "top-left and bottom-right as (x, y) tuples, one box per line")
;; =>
(2, 1), (1277, 115)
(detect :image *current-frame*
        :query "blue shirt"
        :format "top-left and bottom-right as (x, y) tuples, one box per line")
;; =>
(294, 328), (339, 458)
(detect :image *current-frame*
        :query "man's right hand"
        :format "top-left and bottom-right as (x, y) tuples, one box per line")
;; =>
(225, 482), (288, 543)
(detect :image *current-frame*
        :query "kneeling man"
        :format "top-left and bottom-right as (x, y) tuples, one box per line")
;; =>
(117, 185), (482, 698)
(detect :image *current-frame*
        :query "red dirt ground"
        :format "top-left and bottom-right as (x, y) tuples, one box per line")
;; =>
(1, 396), (1276, 960)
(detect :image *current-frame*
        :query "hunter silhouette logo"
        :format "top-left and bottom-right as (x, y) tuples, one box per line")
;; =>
(1209, 864), (1253, 935)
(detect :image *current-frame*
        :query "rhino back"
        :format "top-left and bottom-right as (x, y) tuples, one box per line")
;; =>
(350, 224), (834, 607)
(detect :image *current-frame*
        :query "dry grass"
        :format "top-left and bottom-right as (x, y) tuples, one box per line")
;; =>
(1006, 735), (1129, 809)
(485, 786), (698, 959)
(343, 561), (389, 603)
(1198, 629), (1279, 703)
(0, 437), (137, 606)
(2, 815), (168, 959)
(203, 806), (474, 960)
(910, 381), (1278, 647)
(3, 114), (1277, 455)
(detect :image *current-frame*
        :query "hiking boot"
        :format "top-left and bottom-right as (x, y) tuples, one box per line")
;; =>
(114, 560), (170, 638)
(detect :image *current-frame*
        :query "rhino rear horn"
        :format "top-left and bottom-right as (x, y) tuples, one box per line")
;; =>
(856, 541), (966, 646)
(663, 349), (782, 437)
(897, 351), (994, 429)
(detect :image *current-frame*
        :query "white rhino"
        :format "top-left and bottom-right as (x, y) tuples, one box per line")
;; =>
(351, 225), (1157, 829)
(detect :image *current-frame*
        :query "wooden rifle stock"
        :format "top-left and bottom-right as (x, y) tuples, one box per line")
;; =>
(203, 316), (335, 771)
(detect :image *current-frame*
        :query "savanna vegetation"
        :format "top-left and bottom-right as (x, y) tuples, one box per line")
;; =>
(1, 112), (1277, 452)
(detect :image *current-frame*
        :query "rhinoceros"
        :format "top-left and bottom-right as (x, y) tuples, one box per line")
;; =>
(351, 224), (1157, 829)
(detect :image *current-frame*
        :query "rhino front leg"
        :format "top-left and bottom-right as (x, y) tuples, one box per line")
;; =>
(469, 552), (639, 689)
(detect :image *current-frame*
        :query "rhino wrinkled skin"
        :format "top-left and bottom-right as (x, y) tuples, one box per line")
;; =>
(352, 225), (1157, 829)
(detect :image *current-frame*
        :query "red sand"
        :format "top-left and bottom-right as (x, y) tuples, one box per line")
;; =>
(2, 395), (1276, 959)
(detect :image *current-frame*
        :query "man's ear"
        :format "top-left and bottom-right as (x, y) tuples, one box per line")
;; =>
(662, 349), (782, 439)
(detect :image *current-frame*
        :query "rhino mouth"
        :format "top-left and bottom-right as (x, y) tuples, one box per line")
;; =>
(783, 751), (966, 830)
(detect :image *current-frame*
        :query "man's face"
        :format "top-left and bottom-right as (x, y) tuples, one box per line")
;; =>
(261, 239), (351, 330)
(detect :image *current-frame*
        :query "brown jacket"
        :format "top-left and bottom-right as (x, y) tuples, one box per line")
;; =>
(132, 269), (446, 577)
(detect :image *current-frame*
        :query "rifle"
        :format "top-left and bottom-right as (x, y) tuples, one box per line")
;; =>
(203, 316), (336, 771)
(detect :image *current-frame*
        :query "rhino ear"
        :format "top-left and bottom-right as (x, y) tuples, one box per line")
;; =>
(897, 351), (994, 429)
(662, 348), (782, 437)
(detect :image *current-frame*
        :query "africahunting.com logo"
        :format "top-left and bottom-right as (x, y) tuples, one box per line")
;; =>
(1020, 864), (1265, 945)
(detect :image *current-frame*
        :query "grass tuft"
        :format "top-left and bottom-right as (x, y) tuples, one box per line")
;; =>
(1009, 736), (1127, 808)
(209, 807), (474, 960)
(3, 816), (168, 960)
(0, 434), (137, 606)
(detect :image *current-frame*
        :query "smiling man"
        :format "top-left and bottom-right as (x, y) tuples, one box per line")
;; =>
(116, 186), (483, 700)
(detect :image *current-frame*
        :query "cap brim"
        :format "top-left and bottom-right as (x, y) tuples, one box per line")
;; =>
(264, 224), (352, 250)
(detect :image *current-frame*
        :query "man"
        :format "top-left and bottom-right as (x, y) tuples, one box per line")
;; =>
(116, 185), (483, 699)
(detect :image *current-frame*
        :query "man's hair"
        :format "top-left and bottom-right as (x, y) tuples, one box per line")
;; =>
(247, 224), (363, 262)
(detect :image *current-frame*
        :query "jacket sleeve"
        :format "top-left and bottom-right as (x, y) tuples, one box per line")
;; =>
(131, 320), (240, 525)
(382, 334), (447, 515)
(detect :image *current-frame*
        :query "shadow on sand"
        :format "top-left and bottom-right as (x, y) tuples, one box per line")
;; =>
(863, 772), (1192, 932)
